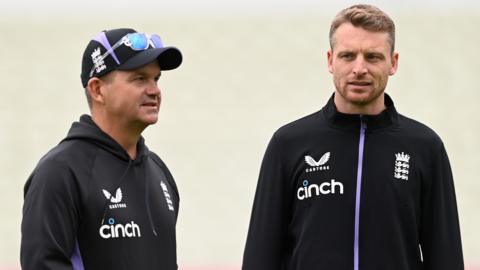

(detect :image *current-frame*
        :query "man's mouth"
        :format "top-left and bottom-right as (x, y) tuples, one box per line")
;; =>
(348, 81), (371, 86)
(141, 101), (158, 107)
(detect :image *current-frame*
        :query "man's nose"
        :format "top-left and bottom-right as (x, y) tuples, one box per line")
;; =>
(352, 57), (368, 76)
(146, 81), (161, 96)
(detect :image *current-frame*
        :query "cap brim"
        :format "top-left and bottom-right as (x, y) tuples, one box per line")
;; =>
(117, 47), (182, 71)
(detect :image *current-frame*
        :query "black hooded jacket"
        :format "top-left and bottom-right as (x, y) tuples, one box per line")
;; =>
(21, 115), (179, 270)
(242, 94), (463, 270)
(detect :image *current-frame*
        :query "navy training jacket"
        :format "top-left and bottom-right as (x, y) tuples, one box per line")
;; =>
(21, 115), (180, 269)
(243, 94), (463, 270)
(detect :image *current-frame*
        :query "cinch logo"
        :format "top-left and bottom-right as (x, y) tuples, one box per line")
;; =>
(305, 152), (331, 173)
(99, 218), (141, 239)
(102, 188), (127, 209)
(297, 179), (344, 200)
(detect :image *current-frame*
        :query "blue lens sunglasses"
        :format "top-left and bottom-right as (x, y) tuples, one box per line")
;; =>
(89, 32), (164, 78)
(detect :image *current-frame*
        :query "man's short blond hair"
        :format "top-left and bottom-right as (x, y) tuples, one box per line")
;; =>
(329, 4), (396, 54)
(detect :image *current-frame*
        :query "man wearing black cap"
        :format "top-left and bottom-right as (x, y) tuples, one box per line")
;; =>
(21, 28), (182, 269)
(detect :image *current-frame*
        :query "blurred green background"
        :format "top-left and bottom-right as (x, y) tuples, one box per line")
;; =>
(1, 0), (479, 268)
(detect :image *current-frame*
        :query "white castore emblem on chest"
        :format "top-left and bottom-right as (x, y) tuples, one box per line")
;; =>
(102, 188), (127, 209)
(394, 152), (410, 180)
(305, 152), (330, 173)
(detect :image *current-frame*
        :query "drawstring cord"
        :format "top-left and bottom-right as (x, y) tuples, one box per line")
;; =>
(98, 157), (159, 237)
(145, 158), (158, 236)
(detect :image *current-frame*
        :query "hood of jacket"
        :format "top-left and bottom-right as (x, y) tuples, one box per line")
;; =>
(61, 114), (149, 163)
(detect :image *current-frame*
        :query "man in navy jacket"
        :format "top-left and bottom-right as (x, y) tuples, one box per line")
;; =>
(243, 4), (463, 270)
(21, 28), (182, 269)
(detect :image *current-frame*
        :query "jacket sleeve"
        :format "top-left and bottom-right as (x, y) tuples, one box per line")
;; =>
(21, 159), (80, 270)
(242, 134), (292, 270)
(420, 140), (464, 269)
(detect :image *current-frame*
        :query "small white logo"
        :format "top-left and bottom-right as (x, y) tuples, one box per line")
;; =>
(91, 47), (106, 74)
(394, 152), (410, 180)
(99, 218), (141, 239)
(102, 188), (127, 209)
(305, 152), (331, 173)
(160, 181), (175, 211)
(297, 179), (344, 200)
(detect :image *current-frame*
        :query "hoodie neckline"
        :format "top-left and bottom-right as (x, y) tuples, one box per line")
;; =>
(322, 93), (399, 132)
(62, 114), (149, 163)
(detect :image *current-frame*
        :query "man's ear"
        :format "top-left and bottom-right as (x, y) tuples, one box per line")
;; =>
(327, 50), (334, 74)
(389, 52), (399, 76)
(86, 77), (106, 105)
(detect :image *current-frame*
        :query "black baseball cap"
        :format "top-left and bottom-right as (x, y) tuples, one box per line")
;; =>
(81, 28), (182, 88)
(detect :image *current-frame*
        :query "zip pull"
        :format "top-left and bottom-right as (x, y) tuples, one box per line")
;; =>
(359, 115), (367, 131)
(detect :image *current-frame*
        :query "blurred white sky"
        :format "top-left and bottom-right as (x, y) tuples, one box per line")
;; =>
(2, 0), (479, 18)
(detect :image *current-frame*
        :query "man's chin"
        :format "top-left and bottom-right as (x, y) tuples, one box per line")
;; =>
(345, 93), (372, 105)
(139, 114), (159, 126)
(346, 88), (384, 103)
(144, 118), (159, 125)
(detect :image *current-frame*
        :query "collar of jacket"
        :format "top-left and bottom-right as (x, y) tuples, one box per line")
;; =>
(63, 114), (149, 163)
(322, 93), (399, 132)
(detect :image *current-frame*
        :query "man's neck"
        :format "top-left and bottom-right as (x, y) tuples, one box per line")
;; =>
(334, 93), (386, 115)
(91, 114), (144, 160)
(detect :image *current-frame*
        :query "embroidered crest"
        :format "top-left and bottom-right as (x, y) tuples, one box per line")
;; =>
(394, 152), (410, 180)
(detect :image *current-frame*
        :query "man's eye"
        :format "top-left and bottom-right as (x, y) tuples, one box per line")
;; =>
(367, 54), (382, 61)
(340, 54), (354, 60)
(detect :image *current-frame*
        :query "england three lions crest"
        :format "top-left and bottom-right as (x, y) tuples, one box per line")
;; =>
(394, 152), (410, 180)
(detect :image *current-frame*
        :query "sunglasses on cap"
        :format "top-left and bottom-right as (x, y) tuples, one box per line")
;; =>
(89, 33), (164, 78)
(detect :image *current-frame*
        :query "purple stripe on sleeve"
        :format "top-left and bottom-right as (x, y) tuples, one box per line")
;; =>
(71, 241), (85, 270)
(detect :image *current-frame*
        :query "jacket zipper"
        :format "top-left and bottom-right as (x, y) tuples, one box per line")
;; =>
(354, 117), (366, 270)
